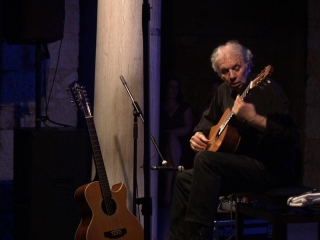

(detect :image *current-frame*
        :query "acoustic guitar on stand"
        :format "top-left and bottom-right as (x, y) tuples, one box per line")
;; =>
(206, 65), (273, 153)
(68, 82), (144, 240)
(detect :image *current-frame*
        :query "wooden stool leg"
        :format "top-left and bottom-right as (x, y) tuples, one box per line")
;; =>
(272, 217), (287, 240)
(236, 203), (244, 240)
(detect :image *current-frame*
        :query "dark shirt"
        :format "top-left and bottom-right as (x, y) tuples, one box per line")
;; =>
(159, 101), (194, 168)
(160, 102), (191, 132)
(194, 77), (299, 176)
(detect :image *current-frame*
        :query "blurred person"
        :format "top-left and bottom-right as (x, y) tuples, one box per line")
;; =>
(159, 77), (194, 206)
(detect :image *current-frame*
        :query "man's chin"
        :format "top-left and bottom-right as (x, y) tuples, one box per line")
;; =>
(230, 83), (242, 89)
(230, 83), (246, 93)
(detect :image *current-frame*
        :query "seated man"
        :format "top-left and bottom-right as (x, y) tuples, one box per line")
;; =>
(169, 40), (298, 239)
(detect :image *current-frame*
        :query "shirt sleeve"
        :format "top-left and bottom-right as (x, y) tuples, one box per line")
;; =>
(262, 86), (299, 148)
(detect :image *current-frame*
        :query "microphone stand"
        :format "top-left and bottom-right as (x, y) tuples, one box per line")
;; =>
(141, 1), (152, 238)
(120, 75), (166, 217)
(119, 76), (141, 216)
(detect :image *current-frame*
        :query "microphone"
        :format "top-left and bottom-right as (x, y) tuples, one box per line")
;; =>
(151, 165), (185, 172)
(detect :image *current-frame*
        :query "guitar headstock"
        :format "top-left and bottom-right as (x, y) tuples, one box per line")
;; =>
(250, 65), (273, 89)
(68, 81), (92, 117)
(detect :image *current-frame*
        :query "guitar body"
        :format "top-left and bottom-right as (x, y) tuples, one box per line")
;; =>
(207, 108), (242, 153)
(74, 181), (144, 240)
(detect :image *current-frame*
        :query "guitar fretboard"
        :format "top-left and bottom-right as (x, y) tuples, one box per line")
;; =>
(86, 116), (112, 206)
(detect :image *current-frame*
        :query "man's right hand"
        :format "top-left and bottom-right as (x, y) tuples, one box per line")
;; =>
(190, 132), (209, 152)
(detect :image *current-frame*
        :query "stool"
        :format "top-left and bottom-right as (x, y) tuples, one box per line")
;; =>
(235, 186), (320, 239)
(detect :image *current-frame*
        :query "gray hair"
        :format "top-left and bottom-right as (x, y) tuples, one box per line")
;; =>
(210, 40), (254, 75)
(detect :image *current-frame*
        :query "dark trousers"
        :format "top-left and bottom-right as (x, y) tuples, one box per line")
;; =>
(169, 150), (294, 239)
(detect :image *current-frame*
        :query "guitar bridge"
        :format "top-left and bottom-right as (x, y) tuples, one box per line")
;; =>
(104, 228), (127, 238)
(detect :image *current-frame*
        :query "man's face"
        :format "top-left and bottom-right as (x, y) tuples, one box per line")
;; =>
(218, 53), (250, 93)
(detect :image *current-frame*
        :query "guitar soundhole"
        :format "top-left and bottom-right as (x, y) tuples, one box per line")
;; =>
(102, 198), (117, 215)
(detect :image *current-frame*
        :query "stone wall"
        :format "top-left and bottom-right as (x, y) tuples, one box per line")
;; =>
(304, 0), (320, 189)
(0, 0), (79, 179)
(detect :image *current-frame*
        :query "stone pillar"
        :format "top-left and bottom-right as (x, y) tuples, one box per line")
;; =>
(304, 0), (320, 190)
(95, 1), (162, 237)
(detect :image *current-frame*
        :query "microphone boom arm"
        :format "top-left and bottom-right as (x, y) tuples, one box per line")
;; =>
(119, 75), (167, 164)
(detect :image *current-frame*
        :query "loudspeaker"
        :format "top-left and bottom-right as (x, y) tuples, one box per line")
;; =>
(3, 0), (65, 44)
(13, 128), (92, 240)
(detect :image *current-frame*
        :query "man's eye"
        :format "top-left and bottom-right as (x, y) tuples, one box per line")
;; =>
(233, 66), (240, 71)
(221, 70), (228, 74)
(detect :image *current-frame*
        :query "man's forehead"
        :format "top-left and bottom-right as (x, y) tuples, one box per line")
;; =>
(218, 54), (244, 69)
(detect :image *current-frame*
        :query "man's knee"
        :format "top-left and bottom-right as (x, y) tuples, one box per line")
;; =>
(193, 151), (227, 171)
(175, 170), (193, 188)
(194, 151), (212, 165)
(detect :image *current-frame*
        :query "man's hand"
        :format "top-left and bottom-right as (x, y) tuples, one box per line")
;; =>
(232, 95), (267, 132)
(232, 95), (256, 122)
(190, 132), (209, 152)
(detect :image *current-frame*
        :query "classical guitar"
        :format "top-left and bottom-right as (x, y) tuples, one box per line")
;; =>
(206, 65), (273, 153)
(68, 82), (144, 240)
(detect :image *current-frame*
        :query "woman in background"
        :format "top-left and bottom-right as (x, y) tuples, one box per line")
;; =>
(159, 77), (194, 206)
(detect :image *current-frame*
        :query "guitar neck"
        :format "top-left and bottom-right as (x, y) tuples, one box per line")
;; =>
(218, 82), (252, 135)
(240, 83), (251, 100)
(86, 116), (112, 202)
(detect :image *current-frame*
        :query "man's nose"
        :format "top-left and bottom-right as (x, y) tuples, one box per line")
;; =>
(229, 69), (236, 79)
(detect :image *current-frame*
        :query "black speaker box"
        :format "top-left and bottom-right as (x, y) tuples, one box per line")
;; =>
(3, 0), (65, 44)
(13, 128), (92, 240)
